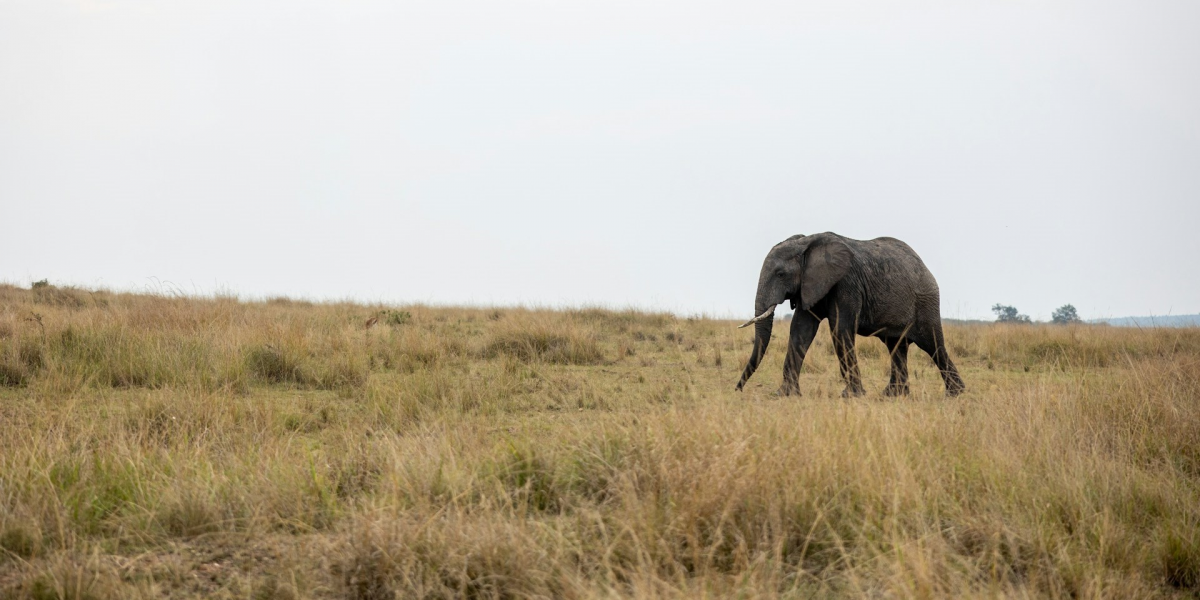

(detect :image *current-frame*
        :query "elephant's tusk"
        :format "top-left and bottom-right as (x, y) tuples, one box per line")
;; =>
(737, 307), (776, 328)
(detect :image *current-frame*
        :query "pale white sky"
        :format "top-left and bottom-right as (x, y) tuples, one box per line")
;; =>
(2, 0), (1198, 320)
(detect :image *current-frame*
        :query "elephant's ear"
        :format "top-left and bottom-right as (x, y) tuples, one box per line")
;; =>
(799, 236), (851, 311)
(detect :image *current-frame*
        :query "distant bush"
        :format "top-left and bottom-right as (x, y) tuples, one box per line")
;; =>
(992, 304), (1031, 323)
(1052, 304), (1082, 324)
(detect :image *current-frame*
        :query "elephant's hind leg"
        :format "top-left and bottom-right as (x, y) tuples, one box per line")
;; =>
(883, 337), (910, 396)
(911, 323), (965, 397)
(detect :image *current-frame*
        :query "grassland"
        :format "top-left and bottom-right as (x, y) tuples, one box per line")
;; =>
(1, 283), (1198, 599)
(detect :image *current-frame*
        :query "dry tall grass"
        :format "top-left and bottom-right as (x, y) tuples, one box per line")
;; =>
(1, 283), (1198, 598)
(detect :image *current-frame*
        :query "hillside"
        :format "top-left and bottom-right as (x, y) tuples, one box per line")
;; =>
(2, 284), (1199, 598)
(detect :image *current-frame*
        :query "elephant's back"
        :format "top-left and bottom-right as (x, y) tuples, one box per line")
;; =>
(852, 236), (940, 295)
(867, 236), (917, 255)
(835, 236), (936, 332)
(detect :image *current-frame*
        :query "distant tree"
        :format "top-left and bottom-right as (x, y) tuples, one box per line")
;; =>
(1051, 304), (1081, 324)
(992, 303), (1032, 323)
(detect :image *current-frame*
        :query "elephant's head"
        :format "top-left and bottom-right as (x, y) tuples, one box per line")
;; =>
(735, 232), (852, 391)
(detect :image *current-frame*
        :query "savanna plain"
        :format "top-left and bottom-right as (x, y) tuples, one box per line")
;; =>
(1, 284), (1199, 599)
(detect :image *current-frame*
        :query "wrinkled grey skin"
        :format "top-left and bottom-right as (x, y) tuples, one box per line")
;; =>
(736, 232), (965, 397)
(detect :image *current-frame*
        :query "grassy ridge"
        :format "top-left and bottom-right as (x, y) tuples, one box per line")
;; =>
(1, 284), (1199, 598)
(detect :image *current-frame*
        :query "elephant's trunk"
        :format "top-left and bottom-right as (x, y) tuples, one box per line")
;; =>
(736, 288), (779, 390)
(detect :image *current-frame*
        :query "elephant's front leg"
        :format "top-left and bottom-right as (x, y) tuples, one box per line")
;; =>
(831, 319), (866, 398)
(778, 312), (820, 396)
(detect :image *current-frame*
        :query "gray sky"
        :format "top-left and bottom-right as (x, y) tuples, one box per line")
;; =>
(3, 0), (1198, 320)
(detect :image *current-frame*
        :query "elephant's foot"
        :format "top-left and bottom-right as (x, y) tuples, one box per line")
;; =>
(841, 384), (866, 398)
(883, 383), (910, 397)
(774, 383), (801, 397)
(943, 373), (966, 397)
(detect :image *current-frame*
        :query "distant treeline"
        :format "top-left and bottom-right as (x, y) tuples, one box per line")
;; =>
(942, 315), (1200, 328)
(1090, 314), (1200, 328)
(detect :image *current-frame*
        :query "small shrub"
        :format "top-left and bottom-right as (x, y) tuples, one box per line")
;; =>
(281, 405), (339, 432)
(33, 284), (87, 308)
(310, 357), (368, 391)
(569, 308), (674, 332)
(1, 526), (40, 559)
(19, 340), (45, 370)
(267, 296), (313, 307)
(562, 434), (629, 504)
(382, 310), (411, 327)
(1025, 339), (1111, 369)
(25, 559), (123, 600)
(484, 330), (603, 365)
(0, 360), (27, 387)
(1163, 530), (1200, 590)
(246, 345), (303, 384)
(333, 454), (384, 500)
(253, 577), (299, 600)
(338, 515), (570, 600)
(155, 494), (222, 539)
(488, 442), (562, 512)
(69, 461), (142, 535)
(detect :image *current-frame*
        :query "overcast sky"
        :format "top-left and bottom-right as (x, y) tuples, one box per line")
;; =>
(2, 0), (1198, 320)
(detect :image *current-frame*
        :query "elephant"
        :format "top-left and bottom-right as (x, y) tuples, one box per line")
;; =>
(735, 232), (965, 397)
